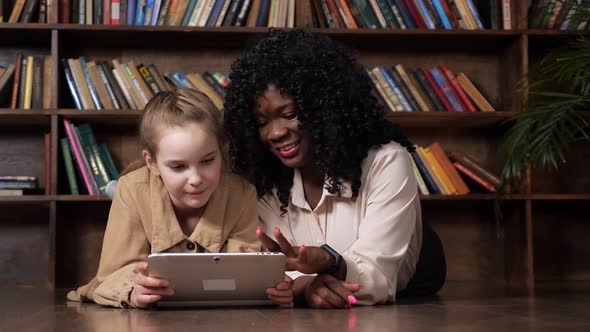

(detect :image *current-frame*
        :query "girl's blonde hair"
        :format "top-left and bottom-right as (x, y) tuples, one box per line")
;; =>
(122, 89), (225, 176)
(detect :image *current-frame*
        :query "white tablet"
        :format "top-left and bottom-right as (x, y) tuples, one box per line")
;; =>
(147, 252), (286, 307)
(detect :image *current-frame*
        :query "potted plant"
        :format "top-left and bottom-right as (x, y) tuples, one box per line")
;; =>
(500, 18), (590, 189)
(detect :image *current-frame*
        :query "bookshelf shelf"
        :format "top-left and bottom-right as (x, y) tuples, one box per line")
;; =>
(0, 109), (52, 126)
(52, 195), (111, 202)
(56, 110), (143, 125)
(420, 194), (526, 201)
(385, 112), (517, 128)
(527, 194), (590, 201)
(0, 195), (53, 204)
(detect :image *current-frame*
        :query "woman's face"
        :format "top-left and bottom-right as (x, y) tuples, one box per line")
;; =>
(255, 84), (312, 169)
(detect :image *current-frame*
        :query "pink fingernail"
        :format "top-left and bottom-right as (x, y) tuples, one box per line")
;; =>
(347, 295), (357, 304)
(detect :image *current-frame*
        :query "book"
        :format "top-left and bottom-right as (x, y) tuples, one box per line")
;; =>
(427, 142), (470, 194)
(454, 161), (495, 192)
(448, 151), (500, 188)
(455, 72), (496, 112)
(60, 137), (80, 195)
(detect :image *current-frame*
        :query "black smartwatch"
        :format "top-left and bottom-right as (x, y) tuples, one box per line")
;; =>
(320, 244), (343, 274)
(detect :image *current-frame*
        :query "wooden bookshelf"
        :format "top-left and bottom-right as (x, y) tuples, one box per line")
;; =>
(1, 1), (588, 292)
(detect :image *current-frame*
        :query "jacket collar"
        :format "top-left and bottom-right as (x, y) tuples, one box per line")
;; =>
(149, 171), (226, 253)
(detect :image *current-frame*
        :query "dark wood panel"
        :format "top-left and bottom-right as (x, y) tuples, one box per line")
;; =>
(55, 202), (110, 287)
(533, 201), (590, 281)
(531, 142), (590, 194)
(0, 204), (49, 285)
(0, 26), (52, 48)
(0, 127), (48, 187)
(423, 201), (510, 281)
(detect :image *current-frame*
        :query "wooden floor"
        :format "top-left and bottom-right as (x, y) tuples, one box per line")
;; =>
(1, 282), (589, 331)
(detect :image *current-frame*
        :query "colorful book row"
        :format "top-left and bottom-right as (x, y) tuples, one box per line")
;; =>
(0, 54), (53, 109)
(366, 65), (496, 112)
(528, 0), (590, 30)
(412, 142), (501, 195)
(62, 57), (228, 110)
(61, 120), (120, 195)
(311, 0), (511, 30)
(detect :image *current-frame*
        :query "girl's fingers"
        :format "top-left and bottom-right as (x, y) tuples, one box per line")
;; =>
(135, 284), (175, 296)
(240, 245), (258, 253)
(134, 294), (162, 306)
(135, 273), (170, 288)
(266, 288), (293, 298)
(269, 296), (294, 307)
(136, 262), (149, 276)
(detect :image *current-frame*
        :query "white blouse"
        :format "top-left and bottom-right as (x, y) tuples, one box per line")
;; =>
(258, 142), (422, 305)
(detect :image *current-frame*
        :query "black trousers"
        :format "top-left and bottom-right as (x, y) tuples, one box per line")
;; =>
(397, 222), (446, 298)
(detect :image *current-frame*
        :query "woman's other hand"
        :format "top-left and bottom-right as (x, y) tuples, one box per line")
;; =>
(304, 274), (361, 309)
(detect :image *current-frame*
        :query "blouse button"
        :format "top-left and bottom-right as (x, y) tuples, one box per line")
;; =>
(186, 241), (196, 251)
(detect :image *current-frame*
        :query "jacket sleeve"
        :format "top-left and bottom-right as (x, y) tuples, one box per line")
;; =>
(225, 184), (262, 252)
(66, 177), (150, 308)
(342, 149), (420, 305)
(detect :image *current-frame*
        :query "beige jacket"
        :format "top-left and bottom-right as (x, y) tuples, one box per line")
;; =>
(67, 166), (261, 308)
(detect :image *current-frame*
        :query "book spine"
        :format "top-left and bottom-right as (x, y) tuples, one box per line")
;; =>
(138, 64), (161, 94)
(99, 143), (120, 179)
(61, 59), (83, 109)
(367, 68), (398, 112)
(501, 0), (510, 29)
(77, 124), (111, 193)
(79, 57), (104, 109)
(63, 119), (97, 195)
(10, 54), (23, 109)
(429, 67), (464, 112)
(389, 66), (420, 111)
(23, 56), (34, 109)
(216, 0), (232, 26)
(431, 0), (452, 29)
(393, 0), (416, 29)
(202, 71), (226, 97)
(122, 63), (149, 106)
(423, 68), (453, 112)
(207, 0), (227, 26)
(387, 0), (407, 29)
(410, 149), (440, 194)
(463, 0), (483, 29)
(235, 0), (252, 26)
(441, 66), (477, 112)
(454, 161), (495, 192)
(96, 63), (121, 109)
(60, 138), (80, 195)
(380, 67), (412, 111)
(222, 0), (243, 26)
(410, 155), (430, 195)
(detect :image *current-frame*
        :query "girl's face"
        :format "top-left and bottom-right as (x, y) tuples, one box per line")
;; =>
(144, 122), (222, 214)
(255, 84), (313, 169)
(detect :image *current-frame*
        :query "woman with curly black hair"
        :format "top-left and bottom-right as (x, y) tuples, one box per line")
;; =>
(224, 29), (446, 308)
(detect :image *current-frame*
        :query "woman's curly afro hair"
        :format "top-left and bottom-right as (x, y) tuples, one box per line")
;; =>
(224, 29), (413, 213)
